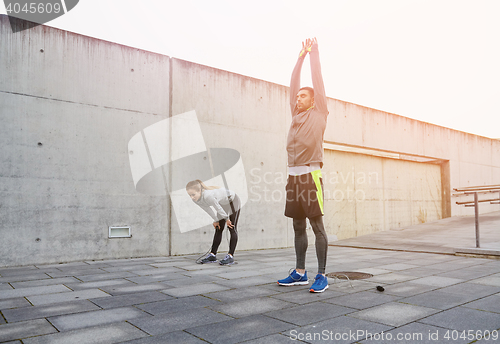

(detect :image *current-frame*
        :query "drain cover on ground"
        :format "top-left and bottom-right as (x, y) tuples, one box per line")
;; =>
(326, 272), (373, 280)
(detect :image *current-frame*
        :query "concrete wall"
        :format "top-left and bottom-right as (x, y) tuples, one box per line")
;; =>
(1, 16), (171, 266)
(1, 15), (499, 266)
(169, 58), (293, 255)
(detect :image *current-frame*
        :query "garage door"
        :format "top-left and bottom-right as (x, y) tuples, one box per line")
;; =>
(322, 149), (442, 240)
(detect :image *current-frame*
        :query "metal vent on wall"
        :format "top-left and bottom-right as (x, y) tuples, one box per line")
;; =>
(108, 226), (131, 238)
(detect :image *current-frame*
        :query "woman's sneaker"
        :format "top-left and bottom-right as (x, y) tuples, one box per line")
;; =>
(219, 254), (235, 265)
(277, 270), (308, 286)
(201, 253), (217, 264)
(310, 274), (329, 293)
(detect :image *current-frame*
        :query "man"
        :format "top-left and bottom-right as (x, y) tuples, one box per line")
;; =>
(278, 37), (329, 293)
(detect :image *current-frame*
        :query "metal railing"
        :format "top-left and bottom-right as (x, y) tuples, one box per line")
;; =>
(453, 184), (500, 248)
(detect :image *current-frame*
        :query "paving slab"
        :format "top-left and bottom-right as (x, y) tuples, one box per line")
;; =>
(209, 297), (294, 318)
(359, 258), (404, 265)
(433, 267), (495, 280)
(213, 275), (275, 288)
(212, 269), (264, 280)
(75, 271), (138, 282)
(266, 302), (356, 326)
(0, 283), (13, 291)
(353, 268), (392, 276)
(101, 266), (161, 274)
(185, 315), (295, 344)
(124, 273), (187, 284)
(348, 302), (440, 327)
(75, 271), (137, 282)
(46, 269), (109, 278)
(90, 291), (173, 309)
(439, 282), (500, 297)
(401, 257), (449, 266)
(203, 286), (278, 302)
(64, 279), (135, 291)
(0, 297), (31, 310)
(408, 276), (464, 287)
(35, 262), (88, 269)
(0, 284), (71, 300)
(27, 288), (111, 306)
(127, 308), (231, 336)
(176, 263), (224, 272)
(376, 263), (421, 271)
(419, 306), (500, 332)
(100, 283), (172, 295)
(48, 306), (151, 331)
(181, 267), (236, 277)
(270, 288), (344, 304)
(129, 267), (186, 276)
(429, 258), (491, 270)
(21, 322), (148, 344)
(283, 315), (393, 344)
(241, 333), (305, 344)
(82, 261), (113, 267)
(469, 274), (500, 287)
(367, 273), (419, 284)
(158, 275), (221, 288)
(328, 261), (378, 271)
(359, 322), (470, 344)
(117, 330), (206, 344)
(135, 295), (221, 316)
(324, 290), (402, 310)
(380, 282), (440, 297)
(0, 267), (39, 277)
(399, 290), (480, 310)
(161, 282), (230, 298)
(0, 318), (57, 342)
(10, 277), (81, 289)
(0, 273), (48, 283)
(149, 261), (196, 269)
(328, 280), (383, 294)
(461, 294), (500, 313)
(2, 300), (100, 323)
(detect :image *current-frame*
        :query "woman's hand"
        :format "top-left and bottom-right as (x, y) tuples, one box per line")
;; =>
(226, 219), (234, 229)
(213, 222), (220, 229)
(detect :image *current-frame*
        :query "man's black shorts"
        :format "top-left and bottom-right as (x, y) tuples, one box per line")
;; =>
(284, 170), (324, 219)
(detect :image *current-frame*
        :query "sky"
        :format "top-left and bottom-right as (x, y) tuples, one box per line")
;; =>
(2, 0), (499, 139)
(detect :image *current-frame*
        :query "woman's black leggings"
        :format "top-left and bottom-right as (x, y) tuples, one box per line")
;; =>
(211, 195), (240, 256)
(293, 215), (328, 274)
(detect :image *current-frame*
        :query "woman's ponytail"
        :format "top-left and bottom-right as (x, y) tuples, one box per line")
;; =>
(186, 179), (220, 191)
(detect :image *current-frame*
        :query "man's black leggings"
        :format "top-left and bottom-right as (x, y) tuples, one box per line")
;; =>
(211, 195), (240, 256)
(293, 215), (328, 274)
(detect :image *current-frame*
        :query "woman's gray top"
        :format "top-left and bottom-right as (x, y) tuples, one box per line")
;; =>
(194, 188), (236, 221)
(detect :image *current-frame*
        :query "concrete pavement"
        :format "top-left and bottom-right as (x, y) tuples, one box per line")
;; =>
(330, 211), (500, 257)
(0, 214), (499, 343)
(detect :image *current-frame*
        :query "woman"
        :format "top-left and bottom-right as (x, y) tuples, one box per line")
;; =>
(186, 180), (241, 265)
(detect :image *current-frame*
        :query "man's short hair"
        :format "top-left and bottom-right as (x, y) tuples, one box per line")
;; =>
(299, 87), (314, 98)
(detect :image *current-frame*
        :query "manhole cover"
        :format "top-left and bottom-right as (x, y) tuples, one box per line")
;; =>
(326, 272), (373, 280)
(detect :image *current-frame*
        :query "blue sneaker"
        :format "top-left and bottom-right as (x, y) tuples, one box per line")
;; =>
(310, 274), (329, 293)
(277, 269), (308, 286)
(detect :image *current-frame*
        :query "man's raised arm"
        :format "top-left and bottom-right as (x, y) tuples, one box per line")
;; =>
(289, 40), (310, 112)
(309, 38), (328, 114)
